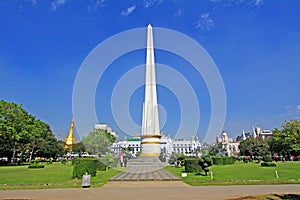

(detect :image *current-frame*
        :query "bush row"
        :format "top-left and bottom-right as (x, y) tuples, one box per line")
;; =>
(211, 156), (235, 165)
(261, 162), (276, 167)
(184, 156), (212, 175)
(72, 157), (118, 179)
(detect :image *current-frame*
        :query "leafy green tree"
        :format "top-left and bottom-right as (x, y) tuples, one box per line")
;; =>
(72, 142), (86, 154)
(281, 119), (300, 152)
(269, 119), (300, 156)
(0, 100), (33, 162)
(0, 100), (63, 162)
(82, 129), (114, 156)
(239, 137), (269, 157)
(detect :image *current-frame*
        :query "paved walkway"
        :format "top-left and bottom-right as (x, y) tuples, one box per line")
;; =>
(1, 183), (299, 200)
(109, 166), (181, 181)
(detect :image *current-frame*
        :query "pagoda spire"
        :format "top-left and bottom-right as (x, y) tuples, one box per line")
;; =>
(64, 118), (76, 150)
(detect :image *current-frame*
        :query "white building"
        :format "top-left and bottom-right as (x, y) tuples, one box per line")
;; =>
(111, 137), (141, 155)
(111, 135), (201, 156)
(216, 131), (240, 157)
(172, 137), (201, 156)
(94, 124), (118, 139)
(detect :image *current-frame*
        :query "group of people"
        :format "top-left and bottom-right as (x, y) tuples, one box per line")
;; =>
(119, 155), (128, 167)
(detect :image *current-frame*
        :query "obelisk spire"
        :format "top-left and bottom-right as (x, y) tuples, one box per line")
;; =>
(141, 24), (161, 157)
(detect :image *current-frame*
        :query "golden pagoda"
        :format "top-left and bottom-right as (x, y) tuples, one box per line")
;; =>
(64, 118), (76, 150)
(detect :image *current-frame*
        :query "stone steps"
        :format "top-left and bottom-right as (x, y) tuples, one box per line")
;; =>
(127, 156), (167, 167)
(109, 166), (181, 181)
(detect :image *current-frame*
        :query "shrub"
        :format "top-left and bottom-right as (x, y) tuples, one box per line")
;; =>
(261, 162), (276, 167)
(96, 158), (108, 171)
(61, 158), (67, 165)
(184, 159), (202, 172)
(262, 156), (272, 162)
(212, 156), (223, 165)
(72, 158), (98, 178)
(203, 156), (212, 166)
(46, 158), (53, 164)
(243, 157), (253, 163)
(28, 164), (45, 169)
(223, 157), (235, 165)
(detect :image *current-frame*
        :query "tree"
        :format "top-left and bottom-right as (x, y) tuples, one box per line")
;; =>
(269, 119), (300, 156)
(0, 100), (63, 162)
(72, 142), (86, 154)
(281, 119), (300, 152)
(0, 100), (33, 162)
(239, 137), (269, 157)
(82, 129), (114, 156)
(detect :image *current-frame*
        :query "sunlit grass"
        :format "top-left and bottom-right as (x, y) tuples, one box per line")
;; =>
(0, 162), (121, 189)
(165, 161), (300, 186)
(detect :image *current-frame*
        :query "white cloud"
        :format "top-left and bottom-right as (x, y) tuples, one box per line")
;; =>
(143, 0), (163, 8)
(87, 0), (106, 11)
(51, 0), (68, 11)
(195, 13), (214, 31)
(254, 0), (264, 6)
(297, 104), (300, 111)
(121, 5), (136, 16)
(174, 8), (183, 17)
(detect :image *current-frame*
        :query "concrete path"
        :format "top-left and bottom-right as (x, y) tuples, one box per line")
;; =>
(109, 166), (181, 181)
(1, 183), (300, 200)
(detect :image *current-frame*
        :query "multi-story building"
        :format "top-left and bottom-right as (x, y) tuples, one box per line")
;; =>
(111, 135), (201, 156)
(216, 131), (240, 157)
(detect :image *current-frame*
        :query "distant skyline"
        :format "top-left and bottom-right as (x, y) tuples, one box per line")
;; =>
(1, 1), (300, 142)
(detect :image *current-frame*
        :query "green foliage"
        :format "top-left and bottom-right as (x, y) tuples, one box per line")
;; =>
(262, 156), (272, 162)
(184, 156), (212, 175)
(223, 156), (235, 165)
(72, 158), (98, 179)
(0, 100), (63, 162)
(242, 157), (253, 163)
(61, 158), (67, 165)
(28, 164), (45, 169)
(82, 129), (114, 156)
(184, 158), (203, 172)
(261, 162), (276, 167)
(28, 159), (44, 168)
(211, 156), (235, 165)
(212, 156), (223, 165)
(269, 120), (300, 156)
(135, 152), (141, 157)
(239, 137), (270, 157)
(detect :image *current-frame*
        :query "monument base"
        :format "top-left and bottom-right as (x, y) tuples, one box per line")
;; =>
(141, 134), (161, 157)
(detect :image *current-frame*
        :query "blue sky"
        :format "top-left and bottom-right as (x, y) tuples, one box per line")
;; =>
(1, 0), (300, 143)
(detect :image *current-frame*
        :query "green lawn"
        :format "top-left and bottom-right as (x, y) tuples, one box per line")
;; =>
(0, 162), (121, 189)
(165, 161), (300, 186)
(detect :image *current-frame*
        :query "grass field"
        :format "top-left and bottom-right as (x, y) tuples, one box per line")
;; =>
(0, 162), (121, 190)
(165, 161), (300, 186)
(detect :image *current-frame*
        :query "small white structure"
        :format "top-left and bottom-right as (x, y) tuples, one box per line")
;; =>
(94, 124), (118, 139)
(216, 131), (240, 157)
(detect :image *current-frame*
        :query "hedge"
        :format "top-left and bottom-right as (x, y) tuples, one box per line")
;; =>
(72, 158), (98, 178)
(262, 156), (272, 162)
(184, 159), (203, 172)
(212, 156), (235, 165)
(28, 164), (44, 169)
(261, 162), (276, 167)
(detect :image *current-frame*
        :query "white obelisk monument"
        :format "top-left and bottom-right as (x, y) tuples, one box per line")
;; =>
(141, 24), (161, 157)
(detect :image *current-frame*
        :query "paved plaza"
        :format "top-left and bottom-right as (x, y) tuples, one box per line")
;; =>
(1, 183), (300, 200)
(1, 166), (299, 199)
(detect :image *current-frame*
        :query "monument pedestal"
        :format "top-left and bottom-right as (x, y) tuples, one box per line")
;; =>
(141, 134), (161, 157)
